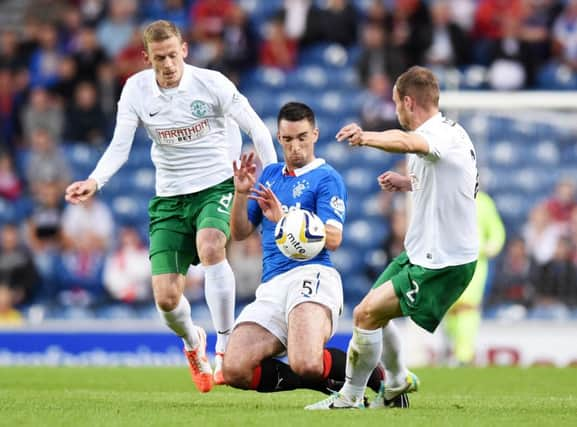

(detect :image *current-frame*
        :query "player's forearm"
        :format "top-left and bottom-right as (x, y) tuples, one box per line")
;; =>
(360, 130), (426, 154)
(230, 101), (277, 166)
(88, 123), (135, 189)
(251, 123), (277, 167)
(230, 193), (254, 240)
(324, 224), (342, 251)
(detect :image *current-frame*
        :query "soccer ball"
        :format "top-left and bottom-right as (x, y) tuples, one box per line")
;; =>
(274, 209), (326, 261)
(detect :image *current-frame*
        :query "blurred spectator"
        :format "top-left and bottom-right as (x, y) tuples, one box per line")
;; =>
(26, 180), (65, 253)
(515, 0), (559, 87)
(96, 0), (138, 58)
(533, 236), (577, 307)
(446, 0), (478, 31)
(25, 127), (71, 194)
(316, 0), (359, 47)
(57, 196), (113, 307)
(545, 178), (577, 225)
(144, 0), (189, 32)
(523, 202), (565, 266)
(425, 0), (471, 68)
(96, 61), (121, 124)
(183, 264), (205, 305)
(78, 0), (107, 26)
(490, 236), (534, 307)
(357, 22), (405, 87)
(56, 248), (106, 307)
(228, 233), (262, 303)
(472, 0), (523, 65)
(259, 16), (299, 70)
(21, 86), (63, 142)
(0, 68), (18, 149)
(27, 23), (64, 89)
(0, 223), (40, 306)
(221, 4), (258, 82)
(486, 16), (527, 90)
(17, 18), (41, 67)
(63, 81), (107, 145)
(25, 0), (66, 26)
(0, 285), (23, 326)
(383, 208), (408, 265)
(0, 30), (26, 70)
(190, 0), (235, 40)
(59, 4), (84, 52)
(0, 151), (23, 201)
(61, 196), (114, 253)
(389, 0), (433, 66)
(115, 28), (147, 85)
(281, 0), (314, 41)
(359, 73), (398, 131)
(551, 0), (577, 72)
(364, 0), (388, 26)
(26, 181), (65, 303)
(72, 26), (108, 83)
(50, 56), (78, 103)
(103, 226), (151, 304)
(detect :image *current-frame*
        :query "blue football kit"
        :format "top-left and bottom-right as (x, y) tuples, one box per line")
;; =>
(247, 158), (347, 282)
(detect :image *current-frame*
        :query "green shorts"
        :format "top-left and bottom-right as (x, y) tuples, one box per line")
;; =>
(148, 178), (234, 275)
(373, 252), (476, 332)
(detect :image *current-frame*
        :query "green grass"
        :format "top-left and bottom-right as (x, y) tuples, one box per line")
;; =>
(1, 367), (576, 426)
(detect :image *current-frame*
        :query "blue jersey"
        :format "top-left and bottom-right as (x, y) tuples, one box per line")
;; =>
(248, 158), (347, 282)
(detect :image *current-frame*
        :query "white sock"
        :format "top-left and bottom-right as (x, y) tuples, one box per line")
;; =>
(382, 320), (408, 387)
(157, 296), (199, 351)
(340, 326), (382, 401)
(204, 259), (235, 354)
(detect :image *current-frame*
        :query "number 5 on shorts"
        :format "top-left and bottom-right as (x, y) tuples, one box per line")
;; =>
(301, 279), (315, 297)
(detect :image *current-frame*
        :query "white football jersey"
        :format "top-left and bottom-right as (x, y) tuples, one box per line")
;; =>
(405, 113), (479, 268)
(89, 64), (276, 196)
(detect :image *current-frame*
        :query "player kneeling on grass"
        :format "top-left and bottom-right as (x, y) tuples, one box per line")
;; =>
(306, 66), (479, 410)
(225, 102), (383, 396)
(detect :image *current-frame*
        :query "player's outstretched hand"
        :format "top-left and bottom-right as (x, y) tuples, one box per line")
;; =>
(233, 152), (257, 195)
(249, 183), (283, 223)
(65, 178), (98, 204)
(378, 171), (412, 192)
(336, 123), (364, 146)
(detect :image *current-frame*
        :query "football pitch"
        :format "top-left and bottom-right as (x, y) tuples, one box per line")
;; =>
(1, 367), (575, 427)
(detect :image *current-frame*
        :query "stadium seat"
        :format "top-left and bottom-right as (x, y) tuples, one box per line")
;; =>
(110, 195), (150, 225)
(344, 219), (389, 249)
(343, 167), (380, 194)
(536, 62), (577, 90)
(0, 198), (15, 224)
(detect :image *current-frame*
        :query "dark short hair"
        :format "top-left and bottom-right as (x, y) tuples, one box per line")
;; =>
(277, 102), (316, 127)
(395, 66), (440, 109)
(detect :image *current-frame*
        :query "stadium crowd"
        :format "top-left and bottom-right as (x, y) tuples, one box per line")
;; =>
(0, 0), (577, 324)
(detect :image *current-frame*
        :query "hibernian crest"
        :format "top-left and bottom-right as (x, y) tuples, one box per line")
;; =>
(191, 100), (210, 117)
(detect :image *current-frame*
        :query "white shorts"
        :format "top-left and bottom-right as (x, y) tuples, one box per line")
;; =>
(234, 264), (343, 348)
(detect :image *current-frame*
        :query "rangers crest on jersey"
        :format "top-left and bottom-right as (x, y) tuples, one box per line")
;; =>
(292, 180), (309, 198)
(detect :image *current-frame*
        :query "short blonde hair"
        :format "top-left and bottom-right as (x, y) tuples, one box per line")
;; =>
(142, 20), (182, 52)
(395, 66), (440, 109)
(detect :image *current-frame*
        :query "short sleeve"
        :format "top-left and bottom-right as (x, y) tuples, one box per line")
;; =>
(315, 170), (347, 229)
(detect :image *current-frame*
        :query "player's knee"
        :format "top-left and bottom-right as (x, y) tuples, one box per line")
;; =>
(353, 302), (379, 329)
(198, 242), (225, 265)
(291, 358), (324, 380)
(154, 290), (181, 311)
(222, 358), (252, 389)
(197, 231), (226, 264)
